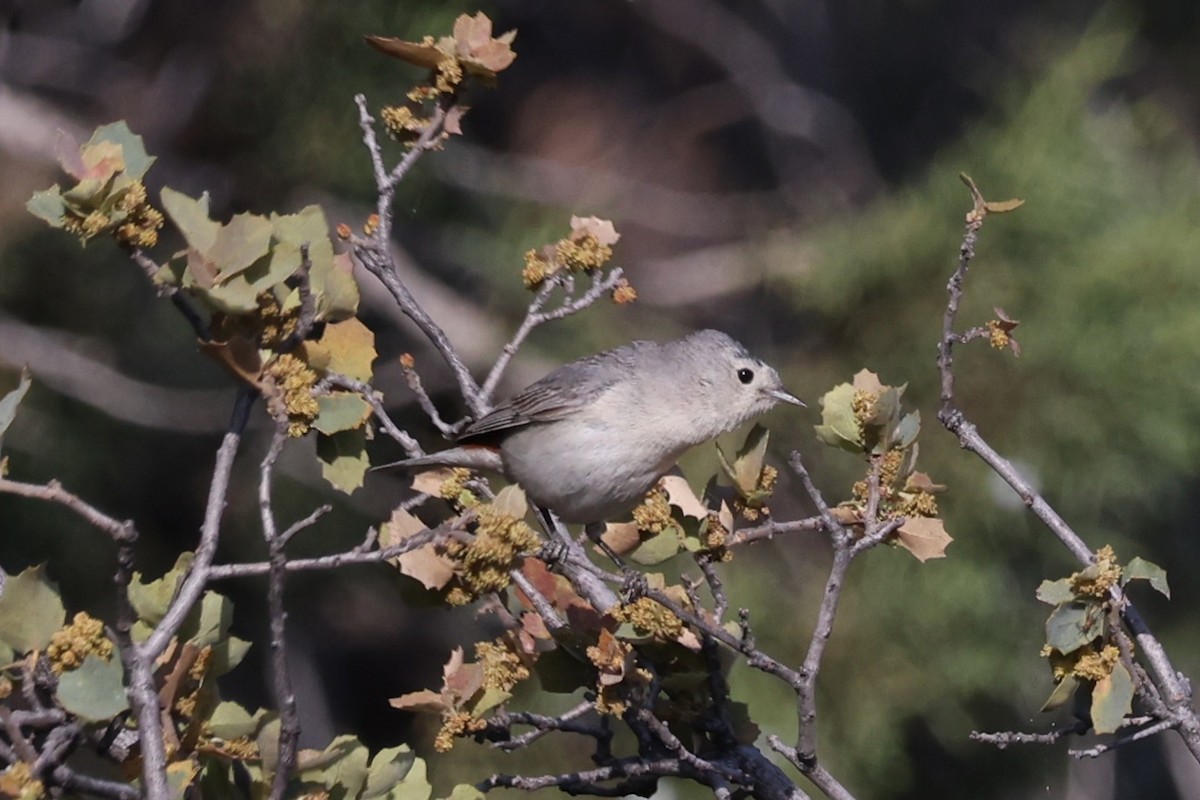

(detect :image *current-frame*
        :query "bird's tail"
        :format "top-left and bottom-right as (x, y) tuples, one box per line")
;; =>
(370, 445), (504, 473)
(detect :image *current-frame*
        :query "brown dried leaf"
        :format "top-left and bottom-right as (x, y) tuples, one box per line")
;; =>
(662, 474), (705, 520)
(410, 467), (457, 496)
(895, 517), (953, 562)
(851, 369), (885, 395)
(569, 216), (620, 246)
(444, 648), (485, 703)
(301, 317), (376, 381)
(199, 336), (265, 389)
(443, 106), (467, 136)
(984, 198), (1025, 214)
(600, 522), (642, 556)
(452, 13), (517, 74)
(388, 689), (448, 714)
(363, 35), (444, 69)
(903, 471), (947, 494)
(830, 505), (862, 525)
(381, 507), (454, 590)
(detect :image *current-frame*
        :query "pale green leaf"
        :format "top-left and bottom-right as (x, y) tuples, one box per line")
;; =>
(160, 188), (219, 256)
(89, 121), (156, 181)
(1045, 603), (1102, 654)
(1035, 578), (1077, 605)
(0, 368), (32, 453)
(317, 429), (369, 494)
(1091, 662), (1134, 734)
(0, 565), (65, 653)
(26, 187), (66, 227)
(363, 745), (417, 799)
(1122, 557), (1170, 599)
(314, 392), (372, 435)
(57, 654), (129, 722)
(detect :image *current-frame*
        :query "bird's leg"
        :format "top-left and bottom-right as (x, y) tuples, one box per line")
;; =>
(583, 523), (648, 602)
(535, 506), (570, 569)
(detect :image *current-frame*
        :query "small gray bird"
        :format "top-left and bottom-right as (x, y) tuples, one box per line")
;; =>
(377, 329), (803, 526)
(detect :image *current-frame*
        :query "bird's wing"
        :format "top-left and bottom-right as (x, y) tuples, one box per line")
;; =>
(458, 343), (651, 443)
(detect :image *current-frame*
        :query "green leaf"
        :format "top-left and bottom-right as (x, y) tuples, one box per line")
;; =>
(440, 785), (484, 800)
(1035, 578), (1077, 605)
(0, 368), (32, 453)
(471, 686), (511, 718)
(313, 392), (372, 435)
(1122, 557), (1170, 599)
(814, 382), (864, 453)
(207, 701), (264, 740)
(1091, 662), (1134, 734)
(272, 205), (330, 247)
(129, 552), (194, 626)
(628, 527), (683, 566)
(892, 410), (921, 449)
(311, 250), (360, 322)
(209, 636), (251, 676)
(298, 735), (369, 797)
(0, 565), (65, 652)
(89, 121), (156, 181)
(1040, 674), (1080, 712)
(161, 188), (219, 256)
(317, 429), (369, 494)
(26, 187), (66, 227)
(730, 424), (769, 494)
(363, 745), (417, 799)
(180, 590), (234, 647)
(165, 760), (198, 800)
(208, 213), (273, 283)
(1045, 603), (1103, 654)
(57, 654), (129, 722)
(387, 755), (432, 800)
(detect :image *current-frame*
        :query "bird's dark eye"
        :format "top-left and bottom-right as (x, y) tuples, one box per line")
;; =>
(737, 368), (754, 384)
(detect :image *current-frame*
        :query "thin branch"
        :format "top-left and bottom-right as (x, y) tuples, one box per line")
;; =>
(936, 185), (1200, 763)
(141, 387), (255, 661)
(352, 94), (484, 417)
(204, 524), (447, 579)
(320, 373), (423, 456)
(399, 356), (457, 437)
(479, 269), (627, 404)
(131, 249), (212, 342)
(727, 516), (823, 547)
(0, 478), (136, 543)
(258, 425), (299, 800)
(1070, 719), (1176, 758)
(279, 504), (333, 548)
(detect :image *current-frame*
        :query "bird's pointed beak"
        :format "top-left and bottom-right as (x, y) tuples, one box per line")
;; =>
(767, 387), (806, 407)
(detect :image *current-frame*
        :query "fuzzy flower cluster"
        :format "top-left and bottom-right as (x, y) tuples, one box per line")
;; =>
(613, 597), (684, 640)
(256, 291), (301, 350)
(1070, 545), (1121, 597)
(1043, 642), (1121, 683)
(265, 353), (320, 437)
(521, 217), (621, 289)
(60, 180), (164, 249)
(46, 612), (114, 673)
(444, 505), (540, 605)
(434, 710), (487, 753)
(438, 467), (478, 510)
(631, 487), (672, 534)
(475, 640), (530, 692)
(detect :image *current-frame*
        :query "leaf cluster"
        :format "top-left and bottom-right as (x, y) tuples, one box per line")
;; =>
(1036, 546), (1169, 734)
(815, 369), (952, 561)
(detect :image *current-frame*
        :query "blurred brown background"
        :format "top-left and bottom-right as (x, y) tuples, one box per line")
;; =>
(3, 1), (1200, 797)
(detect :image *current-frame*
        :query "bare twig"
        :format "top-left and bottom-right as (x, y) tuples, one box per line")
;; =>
(937, 183), (1200, 762)
(258, 424), (299, 800)
(399, 356), (457, 437)
(479, 269), (628, 404)
(141, 387), (255, 661)
(352, 95), (484, 417)
(131, 249), (212, 342)
(279, 504), (334, 548)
